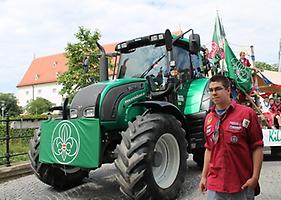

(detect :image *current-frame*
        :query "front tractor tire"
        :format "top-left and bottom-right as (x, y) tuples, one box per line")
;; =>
(114, 113), (188, 200)
(28, 129), (89, 189)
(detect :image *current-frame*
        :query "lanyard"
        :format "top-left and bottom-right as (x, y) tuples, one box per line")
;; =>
(212, 119), (221, 144)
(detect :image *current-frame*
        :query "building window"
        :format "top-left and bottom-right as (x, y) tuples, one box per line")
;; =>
(53, 88), (57, 93)
(53, 61), (58, 68)
(35, 74), (40, 80)
(26, 91), (29, 95)
(38, 89), (42, 94)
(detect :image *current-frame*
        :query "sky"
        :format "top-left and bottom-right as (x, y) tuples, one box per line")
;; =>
(0, 0), (281, 94)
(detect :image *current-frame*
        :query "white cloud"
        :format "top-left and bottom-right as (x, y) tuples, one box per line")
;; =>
(0, 0), (280, 93)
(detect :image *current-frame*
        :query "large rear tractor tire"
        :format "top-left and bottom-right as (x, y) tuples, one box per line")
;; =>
(28, 129), (89, 189)
(114, 113), (188, 200)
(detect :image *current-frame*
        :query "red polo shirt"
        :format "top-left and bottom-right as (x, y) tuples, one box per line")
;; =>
(270, 103), (281, 115)
(239, 58), (251, 67)
(204, 100), (263, 193)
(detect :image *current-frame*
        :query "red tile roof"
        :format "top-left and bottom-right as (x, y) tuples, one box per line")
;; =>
(17, 53), (68, 87)
(103, 42), (118, 53)
(17, 43), (117, 87)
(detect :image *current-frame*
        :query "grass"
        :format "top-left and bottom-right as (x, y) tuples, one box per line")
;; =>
(0, 139), (30, 166)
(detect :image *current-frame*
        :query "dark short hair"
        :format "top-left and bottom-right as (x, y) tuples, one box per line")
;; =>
(209, 74), (230, 89)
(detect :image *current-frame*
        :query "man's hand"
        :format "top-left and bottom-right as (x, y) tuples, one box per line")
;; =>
(199, 176), (207, 192)
(241, 177), (258, 190)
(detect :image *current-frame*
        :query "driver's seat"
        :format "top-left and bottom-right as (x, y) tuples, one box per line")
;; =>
(146, 75), (158, 92)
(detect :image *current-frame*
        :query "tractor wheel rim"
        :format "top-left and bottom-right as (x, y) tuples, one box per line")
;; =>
(152, 133), (180, 189)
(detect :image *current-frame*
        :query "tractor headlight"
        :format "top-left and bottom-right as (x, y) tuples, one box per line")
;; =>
(70, 109), (78, 119)
(83, 107), (95, 118)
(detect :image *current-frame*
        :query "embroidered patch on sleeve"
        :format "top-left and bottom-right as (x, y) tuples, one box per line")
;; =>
(242, 119), (250, 128)
(207, 116), (213, 125)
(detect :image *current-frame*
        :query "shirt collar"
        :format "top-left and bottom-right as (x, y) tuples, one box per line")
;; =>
(210, 99), (236, 114)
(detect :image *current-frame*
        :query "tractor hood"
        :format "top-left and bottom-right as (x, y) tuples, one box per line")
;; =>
(70, 78), (147, 119)
(70, 83), (107, 118)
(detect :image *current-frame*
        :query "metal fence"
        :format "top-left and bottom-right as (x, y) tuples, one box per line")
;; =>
(0, 116), (42, 167)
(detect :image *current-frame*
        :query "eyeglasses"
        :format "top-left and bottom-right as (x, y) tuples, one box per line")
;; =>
(208, 87), (225, 93)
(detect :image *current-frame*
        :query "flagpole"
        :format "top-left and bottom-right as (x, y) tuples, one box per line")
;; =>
(219, 13), (225, 75)
(250, 45), (255, 67)
(250, 45), (260, 106)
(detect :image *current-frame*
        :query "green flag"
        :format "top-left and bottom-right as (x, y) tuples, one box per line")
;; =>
(209, 14), (225, 64)
(224, 39), (252, 93)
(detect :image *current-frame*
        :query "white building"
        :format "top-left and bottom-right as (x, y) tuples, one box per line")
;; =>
(16, 53), (68, 107)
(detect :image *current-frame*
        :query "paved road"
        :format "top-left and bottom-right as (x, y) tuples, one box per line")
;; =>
(0, 155), (280, 200)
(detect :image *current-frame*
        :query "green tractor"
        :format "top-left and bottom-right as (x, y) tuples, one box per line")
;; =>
(29, 29), (211, 200)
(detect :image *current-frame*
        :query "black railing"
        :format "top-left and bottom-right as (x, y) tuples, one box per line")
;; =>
(0, 115), (42, 167)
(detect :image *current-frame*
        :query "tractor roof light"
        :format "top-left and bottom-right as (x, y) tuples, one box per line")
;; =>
(121, 42), (127, 48)
(83, 107), (95, 118)
(116, 42), (128, 51)
(70, 109), (78, 119)
(150, 34), (164, 42)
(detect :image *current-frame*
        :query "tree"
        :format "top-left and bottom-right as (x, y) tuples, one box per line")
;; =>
(26, 97), (54, 115)
(58, 26), (101, 98)
(0, 93), (22, 117)
(255, 61), (278, 71)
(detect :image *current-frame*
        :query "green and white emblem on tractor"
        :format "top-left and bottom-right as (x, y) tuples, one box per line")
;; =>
(51, 121), (80, 164)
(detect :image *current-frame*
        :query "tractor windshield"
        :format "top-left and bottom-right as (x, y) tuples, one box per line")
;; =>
(118, 44), (167, 78)
(117, 44), (194, 80)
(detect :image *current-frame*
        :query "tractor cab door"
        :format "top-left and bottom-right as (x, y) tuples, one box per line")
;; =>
(171, 46), (193, 83)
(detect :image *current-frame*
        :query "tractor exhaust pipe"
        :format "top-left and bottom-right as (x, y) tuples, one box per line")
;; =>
(96, 42), (108, 82)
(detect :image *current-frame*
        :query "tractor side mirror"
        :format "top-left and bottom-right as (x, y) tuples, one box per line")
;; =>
(189, 34), (201, 54)
(164, 29), (173, 51)
(164, 29), (175, 74)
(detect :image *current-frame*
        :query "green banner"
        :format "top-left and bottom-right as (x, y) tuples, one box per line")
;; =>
(39, 118), (100, 168)
(224, 39), (252, 93)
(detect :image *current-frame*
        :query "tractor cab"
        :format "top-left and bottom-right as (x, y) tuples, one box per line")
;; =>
(113, 30), (201, 92)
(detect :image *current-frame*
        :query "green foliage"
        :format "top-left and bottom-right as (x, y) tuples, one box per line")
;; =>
(26, 97), (54, 115)
(272, 63), (279, 71)
(255, 61), (278, 71)
(0, 93), (22, 116)
(10, 114), (48, 121)
(58, 26), (101, 97)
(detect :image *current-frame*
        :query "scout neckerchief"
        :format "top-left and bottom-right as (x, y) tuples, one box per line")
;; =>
(212, 107), (229, 144)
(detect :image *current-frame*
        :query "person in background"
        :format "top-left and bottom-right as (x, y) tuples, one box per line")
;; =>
(239, 51), (251, 67)
(199, 74), (263, 200)
(269, 97), (275, 108)
(260, 96), (270, 112)
(260, 96), (273, 128)
(271, 97), (281, 128)
(202, 48), (211, 77)
(83, 55), (90, 73)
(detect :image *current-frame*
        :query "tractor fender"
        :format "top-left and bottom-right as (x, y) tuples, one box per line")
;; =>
(134, 101), (187, 129)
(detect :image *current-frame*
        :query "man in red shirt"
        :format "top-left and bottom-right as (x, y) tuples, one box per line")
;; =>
(199, 75), (263, 199)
